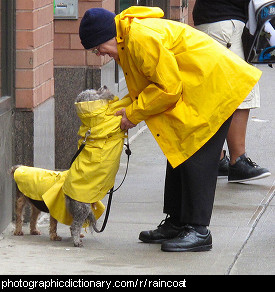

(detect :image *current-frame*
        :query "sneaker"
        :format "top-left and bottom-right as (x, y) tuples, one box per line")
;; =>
(139, 216), (184, 244)
(228, 154), (271, 183)
(161, 225), (212, 252)
(218, 150), (229, 178)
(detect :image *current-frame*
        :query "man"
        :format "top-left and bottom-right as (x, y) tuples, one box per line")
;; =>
(79, 6), (261, 252)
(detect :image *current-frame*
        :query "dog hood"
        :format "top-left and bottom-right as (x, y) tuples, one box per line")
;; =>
(75, 97), (123, 141)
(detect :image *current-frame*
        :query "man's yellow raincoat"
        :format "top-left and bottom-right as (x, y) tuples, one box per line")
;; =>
(115, 6), (262, 168)
(14, 97), (132, 225)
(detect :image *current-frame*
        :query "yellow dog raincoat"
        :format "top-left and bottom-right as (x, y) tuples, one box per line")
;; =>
(14, 97), (132, 225)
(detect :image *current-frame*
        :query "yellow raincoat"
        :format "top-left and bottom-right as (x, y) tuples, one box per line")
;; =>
(13, 97), (132, 226)
(115, 6), (262, 168)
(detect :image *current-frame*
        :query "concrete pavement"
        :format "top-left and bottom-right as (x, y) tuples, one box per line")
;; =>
(0, 66), (274, 275)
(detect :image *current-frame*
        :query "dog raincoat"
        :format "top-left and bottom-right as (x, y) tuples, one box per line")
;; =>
(115, 6), (262, 168)
(14, 97), (132, 226)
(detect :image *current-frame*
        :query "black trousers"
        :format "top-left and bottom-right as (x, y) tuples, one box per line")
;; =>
(163, 116), (232, 226)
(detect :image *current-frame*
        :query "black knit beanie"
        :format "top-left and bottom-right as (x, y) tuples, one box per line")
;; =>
(79, 8), (116, 50)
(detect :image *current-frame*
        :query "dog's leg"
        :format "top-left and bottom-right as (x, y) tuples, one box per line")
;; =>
(30, 204), (41, 235)
(70, 220), (85, 247)
(70, 203), (90, 247)
(14, 190), (26, 236)
(49, 216), (62, 241)
(66, 196), (90, 247)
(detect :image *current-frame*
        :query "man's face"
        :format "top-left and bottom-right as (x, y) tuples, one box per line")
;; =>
(90, 38), (119, 61)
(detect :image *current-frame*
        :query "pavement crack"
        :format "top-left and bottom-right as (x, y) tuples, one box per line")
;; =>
(226, 182), (275, 275)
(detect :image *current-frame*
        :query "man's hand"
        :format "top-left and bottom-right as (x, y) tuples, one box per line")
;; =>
(115, 108), (136, 131)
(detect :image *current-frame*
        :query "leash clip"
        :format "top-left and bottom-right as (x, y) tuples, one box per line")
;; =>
(83, 129), (91, 144)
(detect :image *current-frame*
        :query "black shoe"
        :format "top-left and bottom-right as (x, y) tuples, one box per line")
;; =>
(161, 225), (212, 252)
(139, 217), (184, 244)
(218, 150), (229, 178)
(228, 154), (271, 183)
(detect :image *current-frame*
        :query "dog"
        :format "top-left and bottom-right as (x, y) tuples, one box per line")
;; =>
(11, 85), (126, 247)
(65, 85), (116, 247)
(11, 165), (61, 241)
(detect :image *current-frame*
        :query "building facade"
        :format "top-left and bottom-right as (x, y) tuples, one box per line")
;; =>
(0, 0), (195, 232)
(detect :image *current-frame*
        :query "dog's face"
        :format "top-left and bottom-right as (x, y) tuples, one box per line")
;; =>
(75, 86), (115, 103)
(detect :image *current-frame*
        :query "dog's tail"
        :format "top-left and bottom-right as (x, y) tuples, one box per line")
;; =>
(87, 210), (98, 233)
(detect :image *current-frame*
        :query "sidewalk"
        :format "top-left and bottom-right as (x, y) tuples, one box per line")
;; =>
(0, 66), (274, 275)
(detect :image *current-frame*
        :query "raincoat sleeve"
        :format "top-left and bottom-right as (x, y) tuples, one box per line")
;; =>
(125, 27), (184, 125)
(107, 94), (132, 115)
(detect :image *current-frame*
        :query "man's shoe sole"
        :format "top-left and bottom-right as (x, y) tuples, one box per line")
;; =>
(228, 171), (271, 183)
(161, 244), (212, 252)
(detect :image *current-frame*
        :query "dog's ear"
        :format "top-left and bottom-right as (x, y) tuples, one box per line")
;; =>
(98, 85), (114, 100)
(98, 85), (108, 93)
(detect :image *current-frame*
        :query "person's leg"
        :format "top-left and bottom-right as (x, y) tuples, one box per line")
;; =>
(161, 117), (232, 252)
(139, 117), (232, 251)
(227, 109), (249, 164)
(163, 160), (183, 223)
(169, 117), (232, 226)
(218, 107), (249, 176)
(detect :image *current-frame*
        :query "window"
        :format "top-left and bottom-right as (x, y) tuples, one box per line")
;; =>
(1, 0), (15, 99)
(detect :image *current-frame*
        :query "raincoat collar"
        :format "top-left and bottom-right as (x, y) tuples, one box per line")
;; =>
(115, 6), (164, 44)
(75, 96), (122, 116)
(75, 99), (109, 116)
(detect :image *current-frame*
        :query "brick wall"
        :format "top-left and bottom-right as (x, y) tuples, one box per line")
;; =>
(16, 0), (54, 110)
(170, 0), (189, 23)
(54, 0), (115, 68)
(188, 0), (195, 26)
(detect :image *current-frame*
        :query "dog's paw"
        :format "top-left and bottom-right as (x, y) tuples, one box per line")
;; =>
(14, 230), (24, 236)
(30, 229), (41, 235)
(50, 234), (62, 241)
(73, 240), (83, 247)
